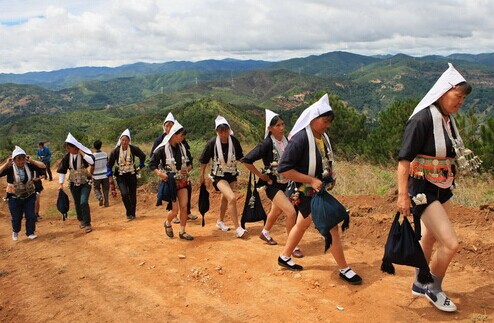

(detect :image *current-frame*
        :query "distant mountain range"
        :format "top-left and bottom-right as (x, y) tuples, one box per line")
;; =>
(0, 59), (273, 90)
(1, 51), (494, 125)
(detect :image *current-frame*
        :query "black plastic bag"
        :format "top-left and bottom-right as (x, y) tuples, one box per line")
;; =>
(156, 172), (176, 206)
(310, 189), (349, 252)
(56, 189), (70, 221)
(381, 212), (433, 284)
(198, 183), (210, 227)
(241, 172), (266, 229)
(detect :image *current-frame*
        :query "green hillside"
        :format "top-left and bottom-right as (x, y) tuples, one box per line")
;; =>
(0, 97), (262, 160)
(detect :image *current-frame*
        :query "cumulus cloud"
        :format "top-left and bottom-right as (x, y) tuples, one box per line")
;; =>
(0, 0), (493, 73)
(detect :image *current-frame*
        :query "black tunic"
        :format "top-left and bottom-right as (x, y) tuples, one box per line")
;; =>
(150, 133), (191, 160)
(108, 144), (147, 176)
(199, 136), (244, 165)
(0, 164), (45, 184)
(57, 153), (95, 174)
(149, 143), (193, 171)
(398, 106), (457, 161)
(277, 130), (328, 182)
(241, 136), (275, 167)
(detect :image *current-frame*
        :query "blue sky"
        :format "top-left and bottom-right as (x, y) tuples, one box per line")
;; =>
(1, 0), (493, 73)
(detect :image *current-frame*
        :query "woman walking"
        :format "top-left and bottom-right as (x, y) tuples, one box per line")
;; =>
(57, 133), (95, 233)
(107, 129), (146, 220)
(397, 63), (475, 312)
(199, 116), (247, 238)
(150, 121), (194, 240)
(241, 110), (302, 256)
(1, 146), (46, 240)
(277, 94), (362, 285)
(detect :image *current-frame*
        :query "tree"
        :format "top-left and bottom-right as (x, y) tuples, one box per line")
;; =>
(479, 117), (494, 171)
(363, 98), (418, 164)
(304, 91), (368, 159)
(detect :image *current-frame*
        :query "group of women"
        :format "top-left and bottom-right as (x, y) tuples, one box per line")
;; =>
(1, 63), (476, 312)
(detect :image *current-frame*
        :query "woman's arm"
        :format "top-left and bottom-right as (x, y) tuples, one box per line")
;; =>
(281, 169), (323, 192)
(397, 160), (411, 216)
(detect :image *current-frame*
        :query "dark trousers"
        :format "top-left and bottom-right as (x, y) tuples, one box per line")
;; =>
(116, 173), (137, 218)
(93, 177), (110, 205)
(70, 183), (92, 226)
(187, 184), (192, 214)
(44, 161), (53, 180)
(8, 193), (36, 236)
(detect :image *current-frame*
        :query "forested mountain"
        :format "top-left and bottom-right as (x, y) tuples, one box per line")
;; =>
(2, 51), (494, 170)
(2, 51), (494, 126)
(268, 51), (381, 77)
(447, 53), (494, 67)
(0, 59), (273, 90)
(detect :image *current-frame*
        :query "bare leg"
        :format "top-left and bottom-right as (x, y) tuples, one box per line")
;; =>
(280, 213), (312, 257)
(263, 202), (283, 232)
(219, 194), (228, 222)
(167, 201), (179, 223)
(328, 226), (349, 269)
(216, 180), (240, 228)
(264, 190), (297, 234)
(420, 200), (459, 277)
(177, 188), (188, 228)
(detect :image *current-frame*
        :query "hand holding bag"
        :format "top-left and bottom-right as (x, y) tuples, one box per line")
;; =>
(56, 189), (70, 221)
(381, 212), (433, 284)
(241, 172), (267, 229)
(310, 187), (349, 252)
(198, 183), (210, 227)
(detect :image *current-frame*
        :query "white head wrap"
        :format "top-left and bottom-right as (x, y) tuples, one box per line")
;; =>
(116, 129), (131, 147)
(288, 93), (332, 139)
(163, 112), (175, 133)
(410, 63), (466, 118)
(65, 133), (92, 155)
(215, 115), (234, 135)
(265, 109), (279, 138)
(154, 121), (184, 153)
(12, 145), (26, 159)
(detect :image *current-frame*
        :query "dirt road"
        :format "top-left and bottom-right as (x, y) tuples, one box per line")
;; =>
(1, 177), (493, 322)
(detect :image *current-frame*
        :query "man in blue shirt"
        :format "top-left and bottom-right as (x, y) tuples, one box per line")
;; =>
(37, 142), (53, 181)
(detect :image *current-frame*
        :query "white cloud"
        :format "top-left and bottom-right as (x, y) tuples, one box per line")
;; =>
(0, 0), (493, 73)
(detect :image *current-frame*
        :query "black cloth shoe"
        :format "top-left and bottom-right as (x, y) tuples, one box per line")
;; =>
(179, 232), (194, 240)
(339, 269), (363, 285)
(164, 222), (173, 238)
(278, 257), (303, 271)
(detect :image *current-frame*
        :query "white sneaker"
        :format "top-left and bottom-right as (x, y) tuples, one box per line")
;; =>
(27, 234), (38, 240)
(216, 221), (230, 231)
(12, 232), (18, 241)
(235, 227), (247, 238)
(425, 289), (457, 312)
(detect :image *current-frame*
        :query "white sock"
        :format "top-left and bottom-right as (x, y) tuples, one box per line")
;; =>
(280, 255), (296, 266)
(340, 267), (356, 279)
(262, 229), (271, 239)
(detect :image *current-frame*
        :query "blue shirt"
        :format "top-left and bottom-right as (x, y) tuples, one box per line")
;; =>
(37, 146), (52, 164)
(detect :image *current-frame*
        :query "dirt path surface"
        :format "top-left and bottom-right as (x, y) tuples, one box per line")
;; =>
(1, 175), (493, 323)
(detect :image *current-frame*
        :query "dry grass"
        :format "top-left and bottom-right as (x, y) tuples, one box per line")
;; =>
(333, 160), (494, 207)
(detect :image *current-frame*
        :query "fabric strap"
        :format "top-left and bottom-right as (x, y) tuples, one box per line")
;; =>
(164, 143), (188, 171)
(215, 135), (234, 166)
(13, 164), (31, 183)
(305, 126), (333, 177)
(69, 153), (82, 171)
(430, 105), (464, 158)
(270, 134), (288, 159)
